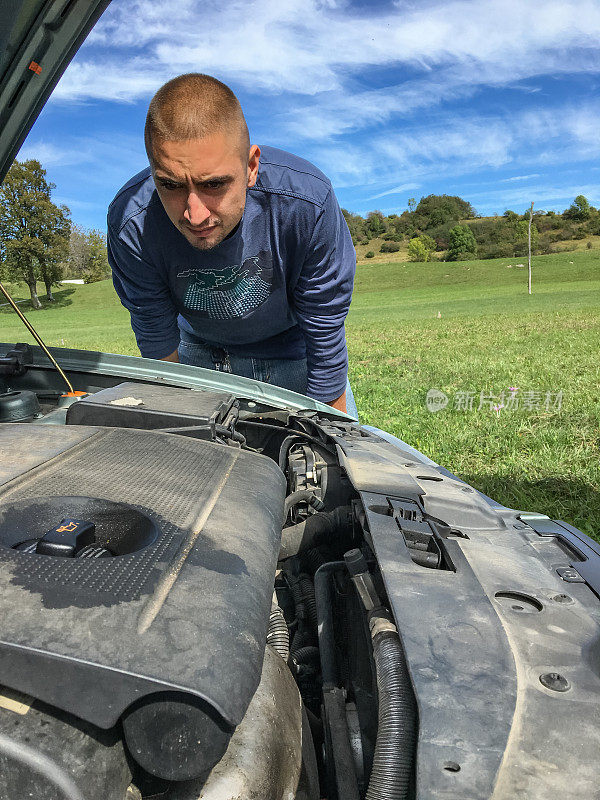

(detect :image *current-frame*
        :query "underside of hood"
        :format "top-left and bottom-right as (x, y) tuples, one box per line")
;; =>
(0, 0), (110, 182)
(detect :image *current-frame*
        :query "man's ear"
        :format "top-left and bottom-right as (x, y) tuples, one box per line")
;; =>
(247, 145), (261, 188)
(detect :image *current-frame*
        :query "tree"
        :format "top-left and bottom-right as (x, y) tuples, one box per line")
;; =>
(513, 219), (539, 256)
(84, 230), (111, 283)
(341, 208), (368, 245)
(408, 234), (435, 262)
(38, 201), (70, 300)
(0, 159), (71, 308)
(446, 224), (477, 261)
(366, 210), (386, 237)
(564, 195), (591, 221)
(415, 195), (475, 230)
(407, 197), (416, 213)
(64, 225), (111, 283)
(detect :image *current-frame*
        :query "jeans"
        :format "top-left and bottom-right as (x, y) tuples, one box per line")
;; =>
(178, 332), (358, 418)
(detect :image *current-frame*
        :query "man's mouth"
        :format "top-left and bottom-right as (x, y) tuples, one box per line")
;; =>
(185, 223), (219, 238)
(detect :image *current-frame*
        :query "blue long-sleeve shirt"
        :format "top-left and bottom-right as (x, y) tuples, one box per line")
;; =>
(107, 146), (355, 403)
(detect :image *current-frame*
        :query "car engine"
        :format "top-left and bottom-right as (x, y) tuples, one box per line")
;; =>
(0, 372), (599, 800)
(0, 383), (353, 799)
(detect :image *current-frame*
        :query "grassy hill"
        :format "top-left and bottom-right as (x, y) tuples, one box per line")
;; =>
(354, 232), (600, 265)
(0, 279), (138, 355)
(1, 250), (598, 538)
(346, 194), (600, 263)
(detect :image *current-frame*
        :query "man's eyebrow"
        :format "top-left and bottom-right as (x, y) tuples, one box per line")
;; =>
(194, 175), (234, 187)
(154, 173), (234, 186)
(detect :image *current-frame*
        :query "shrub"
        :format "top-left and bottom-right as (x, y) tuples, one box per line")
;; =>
(446, 224), (477, 261)
(586, 241), (593, 249)
(478, 243), (513, 259)
(407, 235), (435, 262)
(553, 242), (577, 253)
(365, 250), (375, 258)
(586, 217), (600, 235)
(380, 241), (401, 253)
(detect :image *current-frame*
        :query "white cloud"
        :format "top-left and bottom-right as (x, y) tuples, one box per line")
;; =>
(54, 0), (600, 105)
(18, 133), (148, 194)
(51, 59), (166, 103)
(366, 183), (420, 200)
(307, 99), (600, 192)
(501, 174), (541, 183)
(28, 0), (600, 224)
(16, 141), (89, 167)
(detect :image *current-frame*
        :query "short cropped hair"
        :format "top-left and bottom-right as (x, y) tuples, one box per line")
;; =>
(145, 73), (250, 159)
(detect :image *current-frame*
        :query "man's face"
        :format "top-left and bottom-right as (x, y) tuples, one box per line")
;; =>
(150, 133), (260, 251)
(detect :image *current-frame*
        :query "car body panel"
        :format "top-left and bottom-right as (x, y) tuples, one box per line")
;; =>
(0, 342), (353, 416)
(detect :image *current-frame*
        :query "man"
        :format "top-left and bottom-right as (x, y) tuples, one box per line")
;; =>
(108, 74), (356, 414)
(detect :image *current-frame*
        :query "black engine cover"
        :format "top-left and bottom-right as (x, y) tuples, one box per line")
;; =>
(0, 424), (285, 779)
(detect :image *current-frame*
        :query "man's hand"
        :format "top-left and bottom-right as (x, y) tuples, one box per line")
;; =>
(162, 350), (179, 362)
(326, 391), (346, 413)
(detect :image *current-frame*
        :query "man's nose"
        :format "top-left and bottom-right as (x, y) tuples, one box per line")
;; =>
(184, 191), (210, 226)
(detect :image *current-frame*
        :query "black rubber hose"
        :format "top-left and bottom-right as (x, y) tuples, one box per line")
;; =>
(283, 490), (326, 519)
(291, 627), (315, 654)
(278, 434), (302, 472)
(214, 424), (246, 445)
(291, 645), (321, 666)
(298, 574), (318, 632)
(287, 574), (306, 622)
(279, 506), (352, 561)
(266, 603), (290, 661)
(287, 573), (316, 653)
(303, 546), (327, 576)
(366, 629), (417, 800)
(314, 561), (346, 690)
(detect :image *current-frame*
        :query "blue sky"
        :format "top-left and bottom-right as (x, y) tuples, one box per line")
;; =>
(18, 0), (600, 231)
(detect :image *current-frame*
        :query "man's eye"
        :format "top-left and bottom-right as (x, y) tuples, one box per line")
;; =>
(205, 181), (226, 190)
(160, 181), (181, 191)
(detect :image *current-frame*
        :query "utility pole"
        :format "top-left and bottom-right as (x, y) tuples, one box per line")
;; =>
(528, 201), (534, 295)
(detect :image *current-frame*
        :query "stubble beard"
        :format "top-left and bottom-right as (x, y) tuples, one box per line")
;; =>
(183, 223), (224, 251)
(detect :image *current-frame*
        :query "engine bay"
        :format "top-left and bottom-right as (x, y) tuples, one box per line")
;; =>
(0, 356), (599, 800)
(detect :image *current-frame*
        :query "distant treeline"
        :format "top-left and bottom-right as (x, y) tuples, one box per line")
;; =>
(342, 194), (599, 261)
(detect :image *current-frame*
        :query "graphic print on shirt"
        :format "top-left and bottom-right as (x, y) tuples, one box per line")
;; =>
(178, 251), (273, 319)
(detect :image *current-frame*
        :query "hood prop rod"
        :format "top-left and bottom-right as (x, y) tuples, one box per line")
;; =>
(0, 280), (74, 394)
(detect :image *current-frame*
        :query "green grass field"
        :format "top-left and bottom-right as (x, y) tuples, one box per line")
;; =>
(2, 250), (599, 539)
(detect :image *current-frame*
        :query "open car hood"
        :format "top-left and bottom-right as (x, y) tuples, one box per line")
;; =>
(0, 342), (353, 416)
(0, 0), (110, 182)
